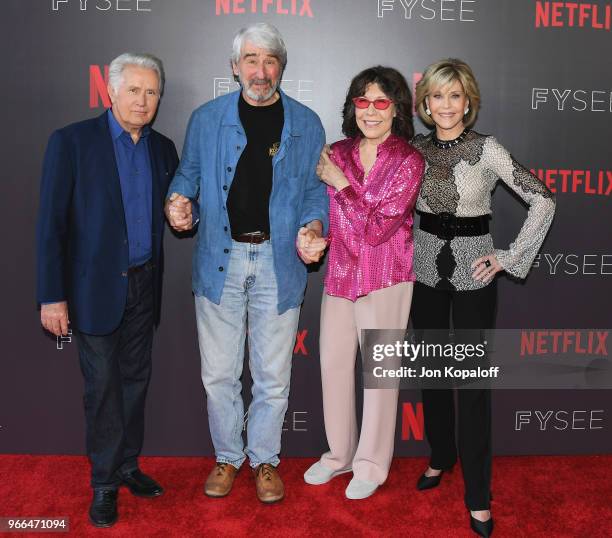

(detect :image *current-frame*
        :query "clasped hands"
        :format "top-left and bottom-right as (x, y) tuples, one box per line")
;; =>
(165, 193), (193, 231)
(296, 226), (327, 264)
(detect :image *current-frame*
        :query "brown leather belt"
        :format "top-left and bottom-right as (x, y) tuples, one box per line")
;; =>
(231, 231), (270, 244)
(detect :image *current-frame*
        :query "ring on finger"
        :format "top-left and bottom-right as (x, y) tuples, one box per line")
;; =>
(484, 259), (492, 268)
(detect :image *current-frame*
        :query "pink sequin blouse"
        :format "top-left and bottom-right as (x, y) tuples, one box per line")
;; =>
(324, 134), (424, 300)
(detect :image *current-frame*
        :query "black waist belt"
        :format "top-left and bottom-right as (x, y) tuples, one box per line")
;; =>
(231, 231), (270, 244)
(419, 212), (489, 241)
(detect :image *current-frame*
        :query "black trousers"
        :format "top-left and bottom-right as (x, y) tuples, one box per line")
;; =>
(75, 263), (154, 489)
(411, 280), (497, 511)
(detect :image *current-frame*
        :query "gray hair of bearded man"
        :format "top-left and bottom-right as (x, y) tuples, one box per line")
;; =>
(230, 22), (287, 73)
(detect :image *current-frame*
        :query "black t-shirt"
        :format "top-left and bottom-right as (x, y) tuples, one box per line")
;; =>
(227, 93), (284, 235)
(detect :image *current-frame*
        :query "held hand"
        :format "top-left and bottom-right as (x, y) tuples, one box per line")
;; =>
(165, 192), (193, 231)
(320, 144), (332, 161)
(296, 227), (327, 264)
(41, 301), (69, 336)
(471, 254), (503, 283)
(316, 146), (349, 191)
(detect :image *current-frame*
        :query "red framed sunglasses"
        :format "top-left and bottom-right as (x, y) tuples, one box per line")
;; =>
(352, 97), (393, 110)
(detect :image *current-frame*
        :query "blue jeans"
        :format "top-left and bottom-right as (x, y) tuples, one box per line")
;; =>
(195, 240), (301, 468)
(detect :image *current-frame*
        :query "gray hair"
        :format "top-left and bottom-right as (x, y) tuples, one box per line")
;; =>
(231, 23), (287, 71)
(108, 52), (165, 95)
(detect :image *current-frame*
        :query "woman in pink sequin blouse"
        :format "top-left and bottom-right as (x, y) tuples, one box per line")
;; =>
(301, 66), (424, 500)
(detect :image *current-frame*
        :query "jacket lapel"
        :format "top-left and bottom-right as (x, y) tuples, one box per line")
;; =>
(148, 133), (163, 235)
(97, 112), (127, 228)
(272, 90), (300, 167)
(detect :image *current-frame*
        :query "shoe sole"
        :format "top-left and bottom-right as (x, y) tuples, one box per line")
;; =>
(345, 488), (378, 500)
(204, 489), (232, 498)
(124, 487), (164, 498)
(416, 479), (442, 491)
(304, 467), (352, 485)
(257, 495), (284, 504)
(88, 515), (117, 528)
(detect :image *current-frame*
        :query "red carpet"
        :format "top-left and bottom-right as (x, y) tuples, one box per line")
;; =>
(0, 455), (611, 537)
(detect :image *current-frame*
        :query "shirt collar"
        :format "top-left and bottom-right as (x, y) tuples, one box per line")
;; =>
(107, 108), (150, 142)
(222, 88), (298, 138)
(352, 132), (399, 151)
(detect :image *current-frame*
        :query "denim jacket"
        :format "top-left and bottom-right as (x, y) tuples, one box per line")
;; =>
(169, 89), (328, 313)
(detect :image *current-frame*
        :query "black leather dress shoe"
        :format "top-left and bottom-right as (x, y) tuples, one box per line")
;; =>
(89, 489), (118, 528)
(470, 515), (494, 537)
(121, 469), (164, 498)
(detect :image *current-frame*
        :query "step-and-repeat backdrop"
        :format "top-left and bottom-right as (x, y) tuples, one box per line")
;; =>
(1, 0), (610, 457)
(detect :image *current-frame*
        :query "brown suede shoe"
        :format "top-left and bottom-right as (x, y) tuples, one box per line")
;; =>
(253, 463), (284, 503)
(204, 463), (238, 497)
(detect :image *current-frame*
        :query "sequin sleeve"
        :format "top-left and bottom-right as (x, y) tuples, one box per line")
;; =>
(484, 137), (556, 279)
(333, 150), (424, 247)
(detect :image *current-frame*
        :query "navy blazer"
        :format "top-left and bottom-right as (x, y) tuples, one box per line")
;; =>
(36, 112), (179, 335)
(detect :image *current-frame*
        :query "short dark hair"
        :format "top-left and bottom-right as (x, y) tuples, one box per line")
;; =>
(341, 66), (415, 142)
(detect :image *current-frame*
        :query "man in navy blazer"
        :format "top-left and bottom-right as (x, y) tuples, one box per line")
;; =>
(36, 53), (178, 528)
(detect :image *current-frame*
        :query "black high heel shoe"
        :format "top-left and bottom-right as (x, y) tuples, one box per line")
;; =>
(416, 467), (452, 491)
(470, 514), (494, 537)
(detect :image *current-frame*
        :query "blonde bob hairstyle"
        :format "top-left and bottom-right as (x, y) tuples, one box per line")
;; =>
(415, 58), (481, 129)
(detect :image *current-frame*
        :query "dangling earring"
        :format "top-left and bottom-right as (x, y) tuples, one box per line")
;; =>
(426, 108), (431, 116)
(464, 107), (469, 115)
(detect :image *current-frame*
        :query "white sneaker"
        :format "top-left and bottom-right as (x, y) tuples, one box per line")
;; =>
(303, 461), (352, 485)
(345, 477), (378, 499)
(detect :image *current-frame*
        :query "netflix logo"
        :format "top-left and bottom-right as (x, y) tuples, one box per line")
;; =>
(530, 168), (612, 196)
(90, 65), (110, 109)
(535, 1), (611, 30)
(293, 329), (309, 356)
(377, 0), (477, 22)
(401, 402), (424, 441)
(215, 0), (313, 17)
(520, 330), (609, 357)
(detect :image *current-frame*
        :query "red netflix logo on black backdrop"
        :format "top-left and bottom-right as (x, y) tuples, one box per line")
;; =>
(215, 0), (313, 17)
(520, 330), (609, 356)
(531, 168), (612, 196)
(401, 402), (424, 441)
(293, 329), (309, 356)
(90, 65), (110, 109)
(535, 1), (612, 29)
